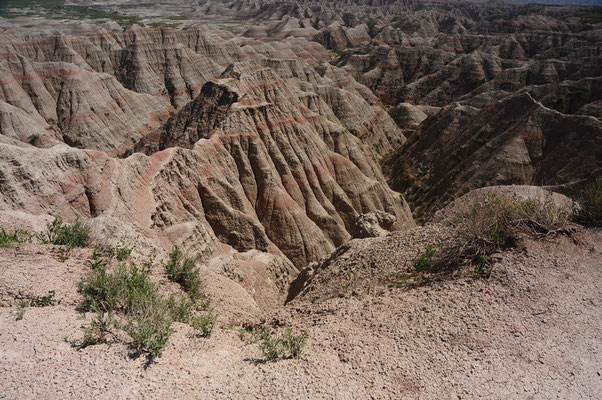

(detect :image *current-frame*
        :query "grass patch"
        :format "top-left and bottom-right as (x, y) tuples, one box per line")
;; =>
(77, 260), (215, 359)
(77, 263), (171, 357)
(250, 327), (308, 362)
(30, 290), (60, 307)
(40, 218), (89, 248)
(167, 295), (216, 338)
(412, 245), (436, 272)
(578, 12), (602, 24)
(574, 178), (602, 227)
(260, 329), (308, 361)
(425, 193), (573, 275)
(0, 228), (31, 248)
(0, 0), (142, 27)
(14, 290), (60, 320)
(166, 247), (202, 301)
(148, 22), (180, 28)
(116, 245), (132, 261)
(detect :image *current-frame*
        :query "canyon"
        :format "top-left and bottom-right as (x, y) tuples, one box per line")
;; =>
(0, 0), (601, 398)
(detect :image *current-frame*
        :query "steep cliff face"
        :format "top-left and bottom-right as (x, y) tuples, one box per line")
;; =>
(129, 59), (413, 266)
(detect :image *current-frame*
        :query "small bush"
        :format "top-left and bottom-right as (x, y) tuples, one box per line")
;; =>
(57, 246), (71, 262)
(125, 296), (173, 358)
(167, 295), (216, 338)
(15, 291), (59, 319)
(431, 193), (572, 274)
(166, 247), (202, 301)
(78, 263), (172, 357)
(77, 261), (214, 359)
(78, 264), (120, 312)
(251, 326), (272, 342)
(30, 290), (60, 307)
(412, 245), (436, 272)
(41, 218), (89, 248)
(282, 328), (308, 358)
(167, 295), (196, 322)
(257, 328), (308, 361)
(574, 178), (602, 227)
(116, 245), (132, 261)
(80, 305), (115, 347)
(259, 335), (284, 361)
(87, 257), (106, 270)
(0, 228), (31, 248)
(78, 262), (157, 315)
(191, 313), (217, 338)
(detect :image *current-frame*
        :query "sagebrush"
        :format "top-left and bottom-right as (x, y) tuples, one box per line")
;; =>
(77, 261), (215, 358)
(166, 247), (202, 301)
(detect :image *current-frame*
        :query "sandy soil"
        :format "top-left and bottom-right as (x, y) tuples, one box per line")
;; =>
(1, 227), (601, 399)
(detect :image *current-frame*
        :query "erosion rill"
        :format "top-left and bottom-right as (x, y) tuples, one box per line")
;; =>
(0, 0), (601, 398)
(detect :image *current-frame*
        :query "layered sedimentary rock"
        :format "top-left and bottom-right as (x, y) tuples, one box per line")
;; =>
(384, 91), (602, 217)
(0, 22), (413, 311)
(207, 0), (601, 217)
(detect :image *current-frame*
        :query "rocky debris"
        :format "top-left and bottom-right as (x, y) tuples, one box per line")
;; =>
(353, 211), (396, 238)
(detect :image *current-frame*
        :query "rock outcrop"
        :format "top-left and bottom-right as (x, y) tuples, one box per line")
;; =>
(0, 23), (413, 313)
(384, 92), (602, 218)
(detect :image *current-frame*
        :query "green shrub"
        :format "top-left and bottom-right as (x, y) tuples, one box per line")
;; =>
(78, 264), (120, 312)
(78, 263), (172, 357)
(281, 328), (308, 358)
(116, 245), (132, 261)
(260, 335), (283, 361)
(80, 305), (115, 347)
(78, 263), (159, 315)
(0, 228), (31, 248)
(30, 290), (60, 307)
(125, 296), (173, 358)
(41, 218), (89, 248)
(166, 247), (202, 301)
(574, 178), (602, 226)
(167, 295), (216, 338)
(167, 295), (195, 322)
(0, 229), (18, 248)
(190, 312), (217, 338)
(87, 257), (106, 270)
(412, 245), (436, 272)
(257, 328), (308, 361)
(14, 290), (59, 319)
(57, 246), (71, 262)
(78, 261), (214, 359)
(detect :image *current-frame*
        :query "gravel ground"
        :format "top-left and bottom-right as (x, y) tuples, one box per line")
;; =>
(1, 227), (601, 399)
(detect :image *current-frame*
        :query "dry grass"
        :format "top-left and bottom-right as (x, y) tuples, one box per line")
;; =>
(431, 193), (574, 274)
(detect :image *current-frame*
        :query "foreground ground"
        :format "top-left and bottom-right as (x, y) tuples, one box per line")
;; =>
(1, 225), (600, 399)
